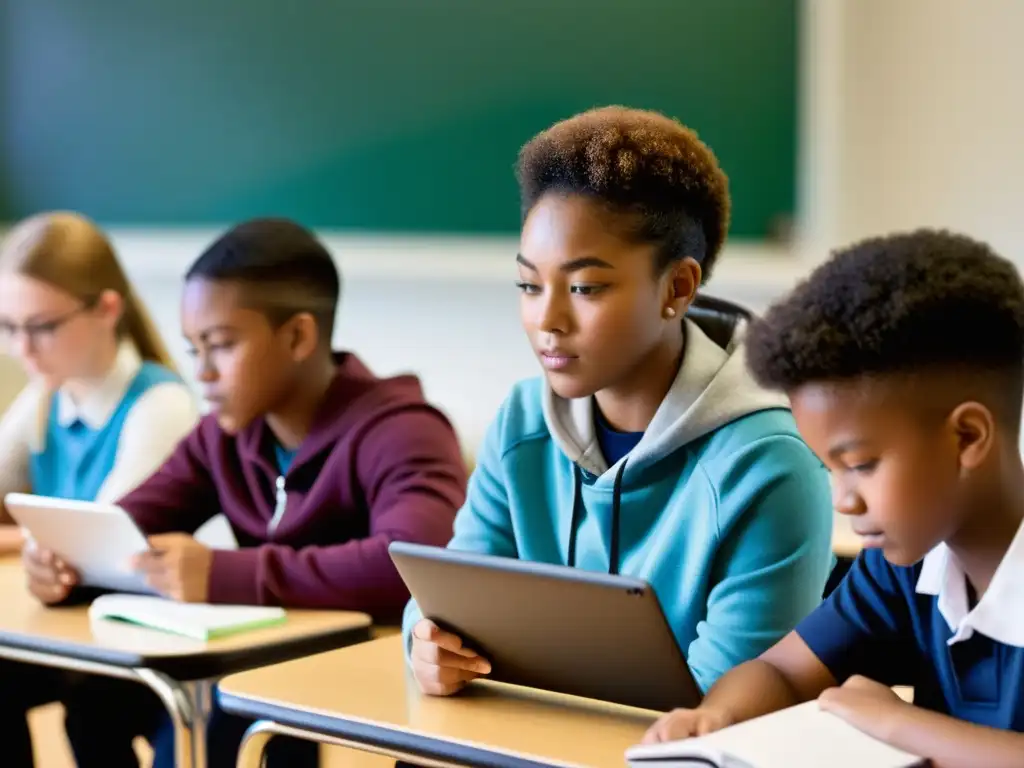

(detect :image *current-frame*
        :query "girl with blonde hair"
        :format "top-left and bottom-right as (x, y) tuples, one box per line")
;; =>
(0, 211), (198, 768)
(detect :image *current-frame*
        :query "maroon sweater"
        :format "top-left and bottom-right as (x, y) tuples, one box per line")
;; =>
(118, 353), (466, 621)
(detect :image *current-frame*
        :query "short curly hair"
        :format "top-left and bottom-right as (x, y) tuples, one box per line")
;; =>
(747, 229), (1024, 398)
(516, 106), (730, 280)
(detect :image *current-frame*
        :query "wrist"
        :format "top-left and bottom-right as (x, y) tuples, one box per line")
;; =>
(695, 702), (735, 724)
(879, 699), (919, 744)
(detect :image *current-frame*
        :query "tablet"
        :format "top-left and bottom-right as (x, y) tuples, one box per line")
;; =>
(5, 493), (157, 595)
(389, 541), (701, 712)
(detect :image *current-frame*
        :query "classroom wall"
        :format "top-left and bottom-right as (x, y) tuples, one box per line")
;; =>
(806, 0), (1024, 259)
(0, 355), (27, 411)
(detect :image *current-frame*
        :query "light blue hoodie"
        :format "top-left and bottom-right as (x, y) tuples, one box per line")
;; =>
(403, 313), (833, 692)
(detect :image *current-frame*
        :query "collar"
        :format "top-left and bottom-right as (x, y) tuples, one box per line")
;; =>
(916, 518), (1024, 647)
(55, 341), (142, 429)
(542, 319), (729, 479)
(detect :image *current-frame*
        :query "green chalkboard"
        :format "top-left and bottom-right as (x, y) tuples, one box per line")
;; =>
(0, 0), (797, 237)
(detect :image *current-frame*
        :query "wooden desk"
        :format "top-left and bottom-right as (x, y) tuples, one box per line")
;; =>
(0, 558), (371, 768)
(220, 634), (658, 768)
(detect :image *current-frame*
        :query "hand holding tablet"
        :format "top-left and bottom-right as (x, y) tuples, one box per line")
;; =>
(22, 540), (80, 604)
(5, 492), (157, 597)
(410, 617), (492, 696)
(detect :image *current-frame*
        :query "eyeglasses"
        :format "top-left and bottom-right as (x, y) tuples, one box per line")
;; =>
(0, 302), (94, 350)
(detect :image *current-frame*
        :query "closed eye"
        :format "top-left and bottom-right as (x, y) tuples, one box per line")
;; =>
(185, 341), (235, 356)
(515, 280), (540, 295)
(27, 320), (62, 333)
(570, 284), (606, 296)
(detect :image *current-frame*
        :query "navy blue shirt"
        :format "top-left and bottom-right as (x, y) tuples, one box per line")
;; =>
(797, 547), (1024, 731)
(594, 406), (644, 466)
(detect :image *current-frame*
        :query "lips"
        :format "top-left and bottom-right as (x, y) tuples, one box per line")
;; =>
(539, 350), (578, 371)
(853, 527), (887, 548)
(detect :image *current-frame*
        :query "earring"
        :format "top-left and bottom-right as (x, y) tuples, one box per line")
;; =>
(663, 307), (677, 319)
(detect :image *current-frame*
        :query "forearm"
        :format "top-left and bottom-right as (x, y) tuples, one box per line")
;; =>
(699, 659), (807, 722)
(887, 705), (1024, 768)
(207, 536), (413, 619)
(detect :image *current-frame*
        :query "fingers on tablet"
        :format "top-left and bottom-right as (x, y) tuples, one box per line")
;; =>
(421, 621), (485, 659)
(415, 662), (482, 696)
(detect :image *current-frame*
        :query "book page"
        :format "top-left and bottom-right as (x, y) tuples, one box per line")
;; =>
(627, 701), (923, 768)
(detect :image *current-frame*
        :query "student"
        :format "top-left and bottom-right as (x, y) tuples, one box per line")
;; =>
(25, 217), (469, 767)
(403, 107), (834, 697)
(0, 212), (196, 547)
(643, 230), (1024, 767)
(0, 212), (198, 768)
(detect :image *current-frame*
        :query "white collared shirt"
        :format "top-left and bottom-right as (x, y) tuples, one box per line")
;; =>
(0, 342), (199, 506)
(916, 518), (1024, 648)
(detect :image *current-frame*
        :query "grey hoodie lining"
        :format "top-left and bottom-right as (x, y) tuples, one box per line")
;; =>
(542, 317), (790, 485)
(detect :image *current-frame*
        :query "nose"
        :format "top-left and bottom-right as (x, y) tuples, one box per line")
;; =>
(535, 290), (570, 336)
(194, 353), (217, 384)
(832, 476), (866, 517)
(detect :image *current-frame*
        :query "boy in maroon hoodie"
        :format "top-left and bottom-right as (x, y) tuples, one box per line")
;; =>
(29, 218), (467, 767)
(121, 219), (466, 617)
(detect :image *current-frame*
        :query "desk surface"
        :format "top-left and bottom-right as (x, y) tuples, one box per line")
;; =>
(220, 634), (657, 768)
(0, 558), (371, 679)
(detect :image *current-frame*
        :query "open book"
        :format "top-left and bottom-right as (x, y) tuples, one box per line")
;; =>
(625, 701), (926, 768)
(89, 594), (287, 641)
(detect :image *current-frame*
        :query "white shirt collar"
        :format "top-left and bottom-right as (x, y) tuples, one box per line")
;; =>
(55, 341), (142, 430)
(916, 517), (1024, 647)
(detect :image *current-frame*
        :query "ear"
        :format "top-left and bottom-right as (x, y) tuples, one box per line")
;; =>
(281, 312), (321, 363)
(95, 289), (124, 331)
(947, 401), (995, 473)
(662, 257), (701, 319)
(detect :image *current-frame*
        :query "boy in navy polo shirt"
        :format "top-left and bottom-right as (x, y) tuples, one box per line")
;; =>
(642, 229), (1024, 767)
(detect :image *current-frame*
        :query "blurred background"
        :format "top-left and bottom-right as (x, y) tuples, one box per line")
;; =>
(1, 0), (1022, 455)
(2, 1), (1022, 765)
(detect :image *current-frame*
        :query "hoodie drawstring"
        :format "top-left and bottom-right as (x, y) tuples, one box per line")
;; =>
(567, 460), (628, 576)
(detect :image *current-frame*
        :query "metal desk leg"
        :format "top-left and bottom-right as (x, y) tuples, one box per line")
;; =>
(237, 719), (465, 768)
(136, 668), (214, 768)
(237, 721), (275, 768)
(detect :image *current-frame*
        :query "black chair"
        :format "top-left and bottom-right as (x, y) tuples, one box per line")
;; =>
(686, 294), (752, 349)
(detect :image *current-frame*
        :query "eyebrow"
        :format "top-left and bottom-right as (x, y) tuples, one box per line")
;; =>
(828, 439), (870, 459)
(0, 310), (71, 325)
(185, 324), (238, 343)
(516, 254), (616, 273)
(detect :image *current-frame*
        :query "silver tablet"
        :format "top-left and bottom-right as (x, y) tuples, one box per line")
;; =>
(5, 492), (157, 595)
(389, 541), (702, 712)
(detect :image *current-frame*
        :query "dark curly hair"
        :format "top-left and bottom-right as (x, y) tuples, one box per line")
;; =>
(747, 229), (1024, 400)
(516, 106), (730, 280)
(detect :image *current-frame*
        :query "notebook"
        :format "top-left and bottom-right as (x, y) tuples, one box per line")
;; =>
(625, 701), (926, 768)
(89, 594), (287, 641)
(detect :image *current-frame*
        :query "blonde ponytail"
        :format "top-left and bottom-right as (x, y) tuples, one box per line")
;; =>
(120, 288), (178, 375)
